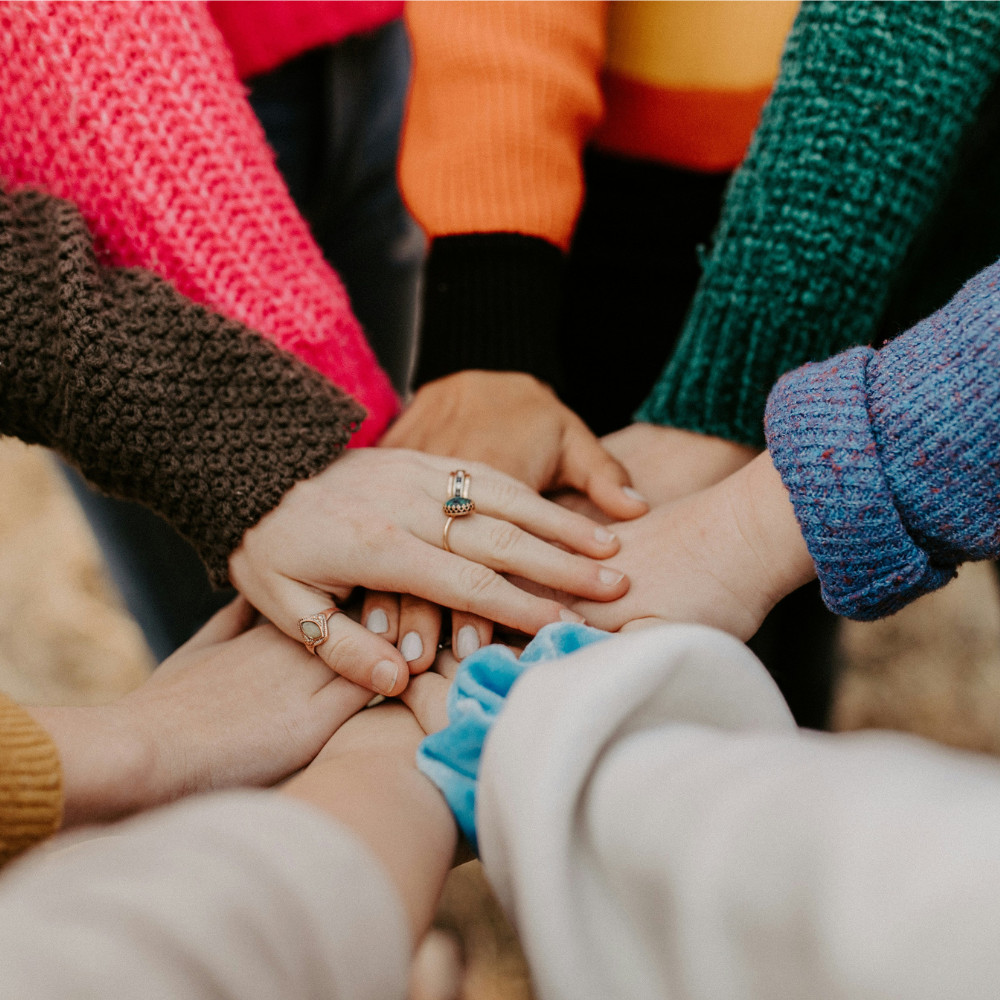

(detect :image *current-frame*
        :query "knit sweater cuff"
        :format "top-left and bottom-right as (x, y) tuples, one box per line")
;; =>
(0, 695), (62, 865)
(413, 234), (566, 392)
(764, 348), (954, 621)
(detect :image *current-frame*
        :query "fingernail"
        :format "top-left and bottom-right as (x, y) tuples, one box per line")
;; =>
(366, 608), (389, 634)
(599, 567), (625, 587)
(623, 486), (647, 504)
(559, 609), (586, 624)
(594, 526), (616, 544)
(456, 625), (480, 659)
(372, 660), (399, 696)
(400, 631), (423, 663)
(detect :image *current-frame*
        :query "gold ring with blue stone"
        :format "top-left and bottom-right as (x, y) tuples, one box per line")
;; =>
(443, 470), (475, 552)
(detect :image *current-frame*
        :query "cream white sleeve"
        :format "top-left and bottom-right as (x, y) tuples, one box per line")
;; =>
(0, 791), (410, 1000)
(478, 623), (1000, 1000)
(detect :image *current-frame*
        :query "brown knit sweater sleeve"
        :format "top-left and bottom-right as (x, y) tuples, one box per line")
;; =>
(0, 693), (62, 865)
(0, 188), (366, 585)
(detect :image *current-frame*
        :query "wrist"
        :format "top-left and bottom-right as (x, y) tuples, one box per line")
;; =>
(726, 452), (816, 611)
(27, 703), (157, 828)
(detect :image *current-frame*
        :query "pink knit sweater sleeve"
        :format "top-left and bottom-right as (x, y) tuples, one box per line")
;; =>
(0, 0), (397, 446)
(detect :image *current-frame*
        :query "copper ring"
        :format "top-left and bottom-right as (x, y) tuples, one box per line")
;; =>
(297, 606), (340, 655)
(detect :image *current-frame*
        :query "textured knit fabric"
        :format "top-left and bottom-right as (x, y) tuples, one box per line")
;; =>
(0, 1), (397, 446)
(0, 694), (62, 867)
(208, 1), (403, 80)
(400, 1), (793, 391)
(766, 257), (1000, 620)
(479, 624), (1000, 1000)
(637, 0), (1000, 447)
(417, 622), (609, 851)
(0, 187), (364, 586)
(0, 792), (410, 999)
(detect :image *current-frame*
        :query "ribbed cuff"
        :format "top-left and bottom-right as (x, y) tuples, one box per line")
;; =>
(765, 347), (954, 620)
(414, 234), (567, 392)
(0, 695), (63, 865)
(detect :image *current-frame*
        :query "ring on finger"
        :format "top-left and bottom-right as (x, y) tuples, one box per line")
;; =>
(297, 606), (340, 655)
(443, 469), (475, 552)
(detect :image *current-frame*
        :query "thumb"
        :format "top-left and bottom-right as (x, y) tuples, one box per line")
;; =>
(269, 579), (411, 697)
(181, 595), (258, 651)
(559, 422), (648, 521)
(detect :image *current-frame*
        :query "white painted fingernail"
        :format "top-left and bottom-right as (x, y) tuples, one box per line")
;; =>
(623, 486), (647, 503)
(599, 567), (625, 587)
(455, 625), (480, 660)
(372, 660), (398, 696)
(559, 609), (586, 624)
(594, 526), (616, 544)
(401, 631), (423, 663)
(366, 608), (389, 634)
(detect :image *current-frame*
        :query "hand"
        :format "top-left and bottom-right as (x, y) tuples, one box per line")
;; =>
(570, 454), (815, 638)
(601, 423), (759, 507)
(229, 448), (628, 696)
(381, 371), (649, 521)
(30, 598), (373, 828)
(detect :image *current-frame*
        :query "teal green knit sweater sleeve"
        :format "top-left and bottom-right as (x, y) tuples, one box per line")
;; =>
(636, 1), (1000, 448)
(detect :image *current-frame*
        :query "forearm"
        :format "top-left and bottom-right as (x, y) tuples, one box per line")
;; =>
(0, 188), (363, 585)
(401, 1), (607, 388)
(766, 256), (1000, 618)
(0, 792), (411, 1000)
(638, 0), (1000, 446)
(283, 707), (457, 942)
(0, 0), (397, 440)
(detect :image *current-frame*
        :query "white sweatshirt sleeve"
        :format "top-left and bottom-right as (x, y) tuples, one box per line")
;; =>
(0, 791), (410, 1000)
(477, 623), (1000, 1000)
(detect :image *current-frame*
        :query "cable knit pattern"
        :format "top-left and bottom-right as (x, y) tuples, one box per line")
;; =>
(0, 1), (397, 446)
(0, 188), (365, 585)
(638, 1), (1000, 447)
(766, 258), (1000, 620)
(0, 694), (62, 866)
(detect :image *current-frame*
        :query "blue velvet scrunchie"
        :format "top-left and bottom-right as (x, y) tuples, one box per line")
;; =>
(416, 622), (609, 852)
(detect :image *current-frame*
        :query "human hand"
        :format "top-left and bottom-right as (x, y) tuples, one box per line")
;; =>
(381, 371), (649, 520)
(570, 454), (815, 638)
(601, 423), (759, 507)
(229, 448), (628, 695)
(30, 598), (373, 828)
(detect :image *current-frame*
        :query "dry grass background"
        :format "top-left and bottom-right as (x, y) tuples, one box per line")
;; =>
(4, 435), (1000, 998)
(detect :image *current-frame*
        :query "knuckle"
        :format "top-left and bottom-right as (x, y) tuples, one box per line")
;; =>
(486, 520), (522, 561)
(458, 561), (500, 603)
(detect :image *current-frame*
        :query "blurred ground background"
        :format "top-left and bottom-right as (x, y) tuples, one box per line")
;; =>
(4, 435), (1000, 998)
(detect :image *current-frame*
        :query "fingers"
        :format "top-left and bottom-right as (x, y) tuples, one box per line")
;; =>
(361, 591), (400, 644)
(397, 595), (442, 674)
(461, 463), (621, 558)
(440, 513), (628, 602)
(401, 670), (452, 734)
(450, 610), (492, 661)
(559, 422), (649, 521)
(270, 580), (410, 697)
(181, 595), (258, 650)
(390, 538), (586, 636)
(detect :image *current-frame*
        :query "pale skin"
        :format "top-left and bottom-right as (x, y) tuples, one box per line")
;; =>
(28, 598), (373, 829)
(229, 447), (627, 698)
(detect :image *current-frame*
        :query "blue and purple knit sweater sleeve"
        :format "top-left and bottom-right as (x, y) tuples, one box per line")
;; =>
(765, 259), (1000, 621)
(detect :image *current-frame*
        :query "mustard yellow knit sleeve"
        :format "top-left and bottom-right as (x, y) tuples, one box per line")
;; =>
(0, 693), (62, 865)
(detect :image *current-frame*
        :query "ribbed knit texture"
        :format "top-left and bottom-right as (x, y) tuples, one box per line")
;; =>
(414, 234), (567, 391)
(0, 188), (365, 586)
(638, 0), (1000, 448)
(0, 0), (397, 446)
(0, 694), (62, 866)
(765, 257), (1000, 620)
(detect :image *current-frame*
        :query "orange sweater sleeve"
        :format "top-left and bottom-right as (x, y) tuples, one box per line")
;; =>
(400, 0), (607, 250)
(0, 694), (62, 865)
